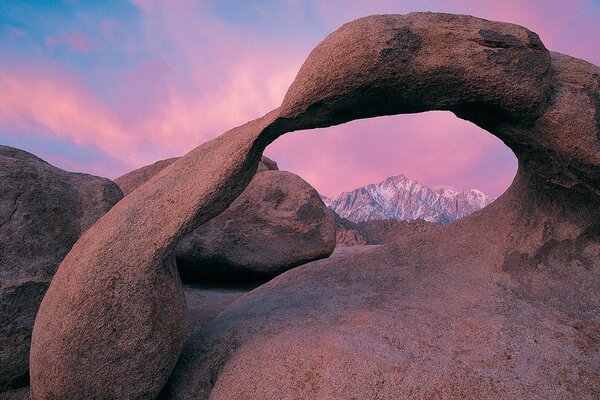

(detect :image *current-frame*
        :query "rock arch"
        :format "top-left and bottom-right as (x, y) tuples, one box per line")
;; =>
(30, 13), (599, 399)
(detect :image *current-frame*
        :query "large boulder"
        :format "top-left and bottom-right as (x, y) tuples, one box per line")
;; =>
(0, 146), (122, 392)
(165, 187), (600, 399)
(31, 12), (599, 400)
(176, 170), (335, 283)
(116, 157), (334, 283)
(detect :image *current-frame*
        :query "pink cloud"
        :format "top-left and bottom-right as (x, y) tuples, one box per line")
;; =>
(45, 30), (100, 54)
(0, 56), (294, 174)
(99, 18), (119, 43)
(5, 0), (597, 199)
(5, 25), (26, 38)
(102, 1), (303, 157)
(0, 21), (302, 177)
(0, 65), (132, 158)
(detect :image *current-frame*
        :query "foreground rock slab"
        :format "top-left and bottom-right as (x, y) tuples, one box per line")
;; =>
(183, 284), (255, 337)
(166, 197), (600, 399)
(0, 146), (122, 392)
(31, 12), (599, 399)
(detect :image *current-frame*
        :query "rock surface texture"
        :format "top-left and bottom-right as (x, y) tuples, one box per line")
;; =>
(30, 12), (600, 400)
(334, 214), (438, 247)
(116, 157), (333, 283)
(0, 146), (122, 392)
(176, 170), (335, 283)
(182, 284), (254, 338)
(115, 157), (179, 197)
(115, 156), (279, 197)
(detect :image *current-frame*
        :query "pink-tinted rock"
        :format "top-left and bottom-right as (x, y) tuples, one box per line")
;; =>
(116, 157), (333, 283)
(30, 111), (280, 399)
(163, 14), (599, 399)
(334, 214), (438, 247)
(0, 146), (122, 392)
(335, 228), (367, 247)
(176, 171), (335, 283)
(115, 156), (278, 197)
(30, 12), (599, 400)
(115, 157), (179, 197)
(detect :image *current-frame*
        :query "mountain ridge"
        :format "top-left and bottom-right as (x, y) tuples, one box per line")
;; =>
(323, 174), (495, 224)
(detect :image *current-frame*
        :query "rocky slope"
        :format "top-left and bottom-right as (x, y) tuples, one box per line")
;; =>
(324, 174), (494, 223)
(334, 213), (437, 247)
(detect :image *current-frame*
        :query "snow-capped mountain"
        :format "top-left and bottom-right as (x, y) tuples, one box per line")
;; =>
(323, 175), (495, 224)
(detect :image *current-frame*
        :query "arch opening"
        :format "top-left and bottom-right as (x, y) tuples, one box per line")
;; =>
(265, 111), (517, 226)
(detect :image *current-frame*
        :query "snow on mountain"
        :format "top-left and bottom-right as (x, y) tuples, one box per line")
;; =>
(323, 175), (495, 224)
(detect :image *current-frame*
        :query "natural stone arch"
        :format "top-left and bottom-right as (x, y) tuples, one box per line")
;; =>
(30, 13), (599, 400)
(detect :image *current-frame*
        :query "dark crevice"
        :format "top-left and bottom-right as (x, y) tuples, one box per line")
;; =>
(477, 29), (524, 49)
(0, 190), (25, 230)
(176, 256), (287, 288)
(582, 86), (600, 142)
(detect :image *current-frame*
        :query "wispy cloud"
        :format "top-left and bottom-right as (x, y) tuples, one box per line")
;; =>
(45, 30), (101, 54)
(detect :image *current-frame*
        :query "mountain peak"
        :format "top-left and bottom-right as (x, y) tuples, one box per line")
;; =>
(387, 174), (407, 181)
(323, 175), (495, 224)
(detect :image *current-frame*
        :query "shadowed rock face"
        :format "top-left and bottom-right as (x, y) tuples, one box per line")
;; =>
(176, 170), (336, 284)
(30, 13), (599, 400)
(0, 146), (122, 392)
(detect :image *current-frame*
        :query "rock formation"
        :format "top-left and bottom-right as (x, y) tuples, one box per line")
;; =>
(335, 226), (368, 247)
(176, 170), (335, 283)
(182, 284), (253, 339)
(115, 156), (279, 197)
(116, 157), (333, 284)
(29, 111), (282, 399)
(0, 146), (122, 392)
(334, 214), (438, 247)
(115, 157), (179, 197)
(30, 12), (599, 400)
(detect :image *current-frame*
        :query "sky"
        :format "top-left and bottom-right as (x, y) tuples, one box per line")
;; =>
(1, 1), (599, 197)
